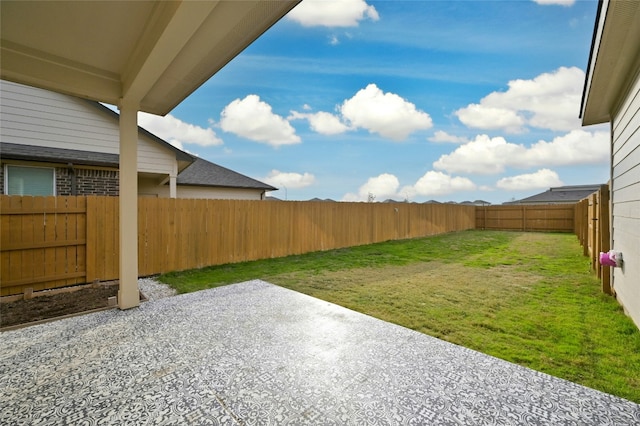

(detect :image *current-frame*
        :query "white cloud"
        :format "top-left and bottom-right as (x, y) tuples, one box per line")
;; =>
(434, 135), (521, 175)
(455, 105), (526, 134)
(340, 84), (433, 141)
(433, 130), (609, 175)
(262, 170), (315, 189)
(138, 112), (222, 149)
(532, 0), (575, 6)
(287, 0), (379, 27)
(496, 169), (563, 191)
(455, 67), (585, 133)
(219, 95), (301, 147)
(522, 129), (609, 167)
(342, 173), (400, 201)
(289, 110), (350, 135)
(400, 171), (477, 198)
(428, 130), (469, 144)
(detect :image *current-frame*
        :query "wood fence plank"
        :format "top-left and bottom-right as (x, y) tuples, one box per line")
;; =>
(86, 197), (96, 283)
(18, 197), (35, 286)
(110, 197), (119, 280)
(95, 196), (105, 280)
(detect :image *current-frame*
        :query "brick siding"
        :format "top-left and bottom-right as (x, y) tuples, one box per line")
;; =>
(56, 168), (119, 196)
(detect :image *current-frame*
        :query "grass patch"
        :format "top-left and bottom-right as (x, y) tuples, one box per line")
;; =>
(160, 230), (640, 403)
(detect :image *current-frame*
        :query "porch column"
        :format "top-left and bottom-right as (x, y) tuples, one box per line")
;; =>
(118, 99), (140, 309)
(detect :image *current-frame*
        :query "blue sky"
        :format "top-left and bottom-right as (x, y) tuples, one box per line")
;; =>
(137, 0), (608, 204)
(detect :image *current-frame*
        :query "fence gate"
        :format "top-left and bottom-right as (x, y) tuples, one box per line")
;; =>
(0, 195), (88, 296)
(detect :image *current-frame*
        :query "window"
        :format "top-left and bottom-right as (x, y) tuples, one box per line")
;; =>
(5, 165), (55, 196)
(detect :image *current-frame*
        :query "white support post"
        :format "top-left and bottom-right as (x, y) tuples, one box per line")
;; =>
(169, 162), (178, 198)
(118, 100), (140, 309)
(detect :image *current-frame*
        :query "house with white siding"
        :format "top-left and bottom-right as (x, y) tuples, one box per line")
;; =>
(0, 80), (275, 200)
(581, 0), (640, 328)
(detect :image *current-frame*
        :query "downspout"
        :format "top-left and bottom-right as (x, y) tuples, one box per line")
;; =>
(67, 163), (77, 195)
(609, 122), (614, 291)
(169, 161), (178, 198)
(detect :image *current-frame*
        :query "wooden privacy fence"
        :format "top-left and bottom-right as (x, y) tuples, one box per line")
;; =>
(2, 195), (599, 297)
(475, 204), (575, 232)
(1, 196), (476, 296)
(574, 184), (611, 294)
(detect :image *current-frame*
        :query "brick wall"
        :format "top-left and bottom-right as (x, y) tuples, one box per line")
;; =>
(56, 168), (119, 196)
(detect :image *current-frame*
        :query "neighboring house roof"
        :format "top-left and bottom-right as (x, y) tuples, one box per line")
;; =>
(505, 185), (603, 205)
(459, 200), (492, 206)
(176, 157), (276, 191)
(308, 198), (336, 202)
(0, 142), (119, 168)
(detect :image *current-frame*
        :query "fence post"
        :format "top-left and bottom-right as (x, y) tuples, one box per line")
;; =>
(599, 184), (612, 295)
(589, 193), (599, 272)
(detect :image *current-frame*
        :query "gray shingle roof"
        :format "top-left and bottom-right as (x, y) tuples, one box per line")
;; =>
(505, 185), (603, 204)
(0, 142), (119, 167)
(176, 157), (276, 191)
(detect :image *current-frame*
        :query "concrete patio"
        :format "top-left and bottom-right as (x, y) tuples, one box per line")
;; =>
(1, 280), (638, 425)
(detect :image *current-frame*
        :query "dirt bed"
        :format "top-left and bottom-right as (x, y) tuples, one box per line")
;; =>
(1, 284), (119, 329)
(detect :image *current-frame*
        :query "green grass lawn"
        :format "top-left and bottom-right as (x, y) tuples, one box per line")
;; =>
(159, 230), (640, 403)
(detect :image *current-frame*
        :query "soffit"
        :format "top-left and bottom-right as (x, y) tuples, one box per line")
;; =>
(582, 0), (640, 125)
(0, 0), (300, 116)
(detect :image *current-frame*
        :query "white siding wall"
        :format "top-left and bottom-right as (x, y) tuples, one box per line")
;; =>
(1, 80), (176, 175)
(1, 80), (119, 154)
(137, 137), (175, 175)
(611, 69), (640, 328)
(177, 186), (264, 200)
(138, 176), (264, 200)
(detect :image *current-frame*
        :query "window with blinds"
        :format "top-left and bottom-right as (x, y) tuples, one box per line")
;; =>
(5, 165), (55, 196)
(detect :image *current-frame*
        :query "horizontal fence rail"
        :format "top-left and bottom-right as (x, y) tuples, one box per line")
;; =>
(1, 196), (476, 296)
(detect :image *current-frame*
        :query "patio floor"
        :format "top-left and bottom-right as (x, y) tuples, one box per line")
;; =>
(1, 279), (638, 425)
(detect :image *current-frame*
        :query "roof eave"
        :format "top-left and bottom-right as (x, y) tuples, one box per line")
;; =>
(581, 0), (640, 126)
(175, 182), (277, 191)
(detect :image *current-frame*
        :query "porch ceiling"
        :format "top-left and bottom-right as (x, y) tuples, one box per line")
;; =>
(0, 0), (300, 115)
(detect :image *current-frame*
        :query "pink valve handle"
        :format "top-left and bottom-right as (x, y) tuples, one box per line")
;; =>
(599, 250), (622, 267)
(599, 252), (617, 267)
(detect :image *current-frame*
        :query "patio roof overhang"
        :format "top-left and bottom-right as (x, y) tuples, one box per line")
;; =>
(0, 0), (299, 115)
(0, 0), (300, 308)
(580, 0), (640, 126)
